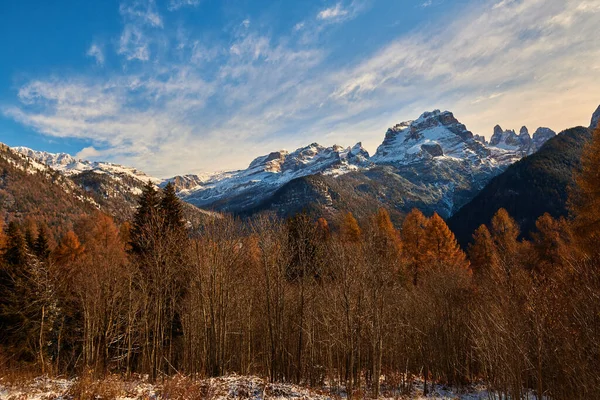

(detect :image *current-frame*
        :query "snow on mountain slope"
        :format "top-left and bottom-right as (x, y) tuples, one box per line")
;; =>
(8, 107), (563, 219)
(178, 143), (370, 211)
(14, 147), (162, 186)
(488, 125), (556, 156)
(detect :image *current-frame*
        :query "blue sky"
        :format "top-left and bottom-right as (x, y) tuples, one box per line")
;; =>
(1, 0), (599, 177)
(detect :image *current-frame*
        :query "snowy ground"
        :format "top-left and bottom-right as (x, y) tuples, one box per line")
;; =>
(0, 374), (514, 399)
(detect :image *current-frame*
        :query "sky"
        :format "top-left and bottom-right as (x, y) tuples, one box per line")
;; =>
(0, 0), (599, 178)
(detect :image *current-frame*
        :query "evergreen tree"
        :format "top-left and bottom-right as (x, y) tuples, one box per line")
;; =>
(130, 181), (161, 255)
(24, 227), (36, 253)
(4, 222), (28, 268)
(160, 182), (185, 233)
(34, 225), (51, 261)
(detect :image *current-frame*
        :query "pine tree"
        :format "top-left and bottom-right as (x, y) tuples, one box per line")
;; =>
(130, 181), (161, 255)
(160, 182), (185, 233)
(402, 209), (428, 285)
(24, 227), (36, 253)
(4, 222), (28, 268)
(340, 212), (362, 243)
(34, 225), (51, 261)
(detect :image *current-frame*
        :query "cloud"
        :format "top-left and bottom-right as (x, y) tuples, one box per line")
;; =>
(168, 0), (200, 11)
(119, 0), (163, 27)
(317, 3), (349, 20)
(5, 0), (600, 177)
(329, 0), (600, 138)
(86, 44), (105, 65)
(118, 25), (150, 61)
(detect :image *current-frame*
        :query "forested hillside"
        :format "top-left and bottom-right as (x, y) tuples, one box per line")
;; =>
(448, 126), (592, 246)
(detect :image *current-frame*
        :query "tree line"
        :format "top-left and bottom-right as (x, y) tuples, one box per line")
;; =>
(2, 128), (600, 399)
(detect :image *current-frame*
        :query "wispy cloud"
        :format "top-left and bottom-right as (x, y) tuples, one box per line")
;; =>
(118, 25), (150, 61)
(168, 0), (200, 11)
(86, 44), (105, 65)
(4, 0), (600, 177)
(317, 3), (349, 20)
(119, 0), (163, 27)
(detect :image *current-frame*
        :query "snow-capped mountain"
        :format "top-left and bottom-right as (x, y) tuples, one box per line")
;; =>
(11, 146), (210, 223)
(371, 110), (492, 165)
(177, 143), (370, 211)
(175, 109), (558, 218)
(14, 147), (162, 187)
(487, 125), (556, 156)
(8, 106), (571, 221)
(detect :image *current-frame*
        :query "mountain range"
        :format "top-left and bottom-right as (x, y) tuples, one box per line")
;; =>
(7, 104), (598, 240)
(11, 109), (558, 225)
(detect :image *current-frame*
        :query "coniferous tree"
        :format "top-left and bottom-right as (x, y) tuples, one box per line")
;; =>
(402, 209), (428, 285)
(340, 212), (362, 243)
(160, 182), (185, 233)
(4, 222), (28, 268)
(490, 208), (521, 275)
(52, 231), (85, 266)
(468, 224), (499, 280)
(34, 225), (51, 261)
(423, 213), (469, 274)
(130, 181), (161, 255)
(24, 227), (36, 253)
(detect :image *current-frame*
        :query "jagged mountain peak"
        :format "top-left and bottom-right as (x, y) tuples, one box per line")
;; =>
(590, 104), (600, 129)
(489, 124), (555, 155)
(371, 109), (487, 165)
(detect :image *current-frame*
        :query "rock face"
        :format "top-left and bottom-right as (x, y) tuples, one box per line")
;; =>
(488, 124), (555, 155)
(591, 105), (600, 129)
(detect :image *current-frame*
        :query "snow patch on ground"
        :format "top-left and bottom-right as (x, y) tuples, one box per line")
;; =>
(0, 374), (541, 399)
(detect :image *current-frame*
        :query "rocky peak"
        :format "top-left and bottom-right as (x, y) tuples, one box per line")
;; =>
(531, 127), (556, 151)
(520, 126), (530, 136)
(372, 110), (489, 165)
(591, 104), (600, 129)
(349, 142), (369, 160)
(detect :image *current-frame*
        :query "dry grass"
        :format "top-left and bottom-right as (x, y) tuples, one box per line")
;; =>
(159, 374), (216, 400)
(66, 372), (127, 400)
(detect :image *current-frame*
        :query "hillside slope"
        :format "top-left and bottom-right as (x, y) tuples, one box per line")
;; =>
(447, 126), (592, 246)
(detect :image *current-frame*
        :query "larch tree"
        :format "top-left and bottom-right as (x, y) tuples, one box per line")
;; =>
(489, 208), (521, 276)
(468, 224), (499, 280)
(402, 208), (428, 285)
(340, 212), (362, 243)
(423, 213), (469, 274)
